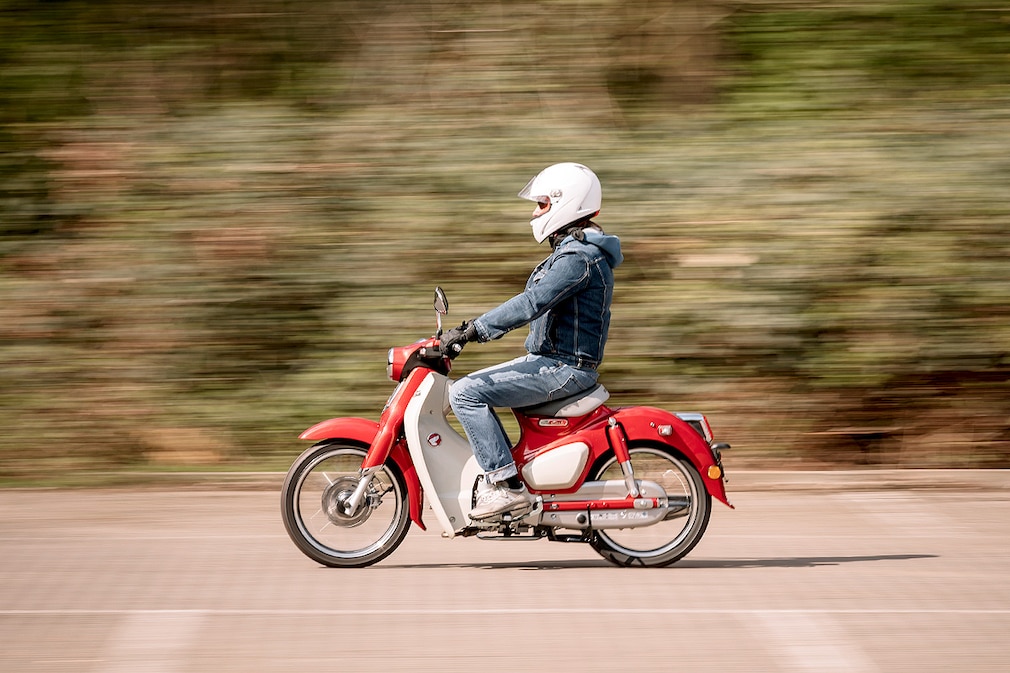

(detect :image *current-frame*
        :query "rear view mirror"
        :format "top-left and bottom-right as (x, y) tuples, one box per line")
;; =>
(434, 286), (449, 315)
(434, 287), (448, 335)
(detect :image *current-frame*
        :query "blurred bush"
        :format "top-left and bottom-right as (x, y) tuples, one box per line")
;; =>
(1, 0), (1008, 480)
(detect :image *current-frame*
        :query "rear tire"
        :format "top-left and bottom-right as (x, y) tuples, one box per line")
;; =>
(281, 441), (410, 567)
(588, 445), (711, 567)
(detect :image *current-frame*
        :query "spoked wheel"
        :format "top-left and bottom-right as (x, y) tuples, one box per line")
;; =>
(589, 445), (711, 567)
(281, 441), (410, 567)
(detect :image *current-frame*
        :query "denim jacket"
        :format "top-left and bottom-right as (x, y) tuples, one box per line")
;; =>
(471, 228), (623, 369)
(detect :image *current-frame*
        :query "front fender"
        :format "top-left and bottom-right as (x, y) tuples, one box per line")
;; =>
(299, 417), (426, 530)
(300, 416), (380, 443)
(612, 407), (733, 509)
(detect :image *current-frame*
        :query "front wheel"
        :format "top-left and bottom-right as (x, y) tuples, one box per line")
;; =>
(281, 441), (410, 567)
(588, 445), (711, 567)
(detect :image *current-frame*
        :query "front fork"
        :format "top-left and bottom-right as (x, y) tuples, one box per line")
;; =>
(606, 417), (639, 498)
(342, 466), (381, 515)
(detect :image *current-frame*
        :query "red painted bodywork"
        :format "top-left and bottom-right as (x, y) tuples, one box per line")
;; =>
(511, 404), (732, 508)
(612, 406), (733, 508)
(298, 340), (732, 534)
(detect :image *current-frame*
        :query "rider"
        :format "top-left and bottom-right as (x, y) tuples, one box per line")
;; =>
(441, 162), (624, 521)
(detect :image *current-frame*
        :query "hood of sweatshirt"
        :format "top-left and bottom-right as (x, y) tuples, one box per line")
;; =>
(581, 227), (624, 268)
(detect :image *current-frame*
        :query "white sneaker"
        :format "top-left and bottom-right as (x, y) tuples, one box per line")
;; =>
(469, 482), (532, 521)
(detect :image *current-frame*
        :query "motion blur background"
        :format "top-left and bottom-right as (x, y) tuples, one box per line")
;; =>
(2, 0), (1008, 482)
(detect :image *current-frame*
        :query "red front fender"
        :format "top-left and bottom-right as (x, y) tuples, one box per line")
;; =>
(299, 416), (381, 443)
(611, 407), (733, 509)
(299, 417), (426, 530)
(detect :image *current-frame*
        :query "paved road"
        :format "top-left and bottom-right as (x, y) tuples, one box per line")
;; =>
(2, 473), (1009, 672)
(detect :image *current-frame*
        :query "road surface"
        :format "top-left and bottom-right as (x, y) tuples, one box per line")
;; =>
(2, 471), (1008, 672)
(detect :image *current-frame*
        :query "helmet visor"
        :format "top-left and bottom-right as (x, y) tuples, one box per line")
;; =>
(518, 176), (540, 201)
(519, 177), (553, 217)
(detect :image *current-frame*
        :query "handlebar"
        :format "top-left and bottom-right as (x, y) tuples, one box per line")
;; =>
(421, 340), (463, 360)
(420, 344), (445, 359)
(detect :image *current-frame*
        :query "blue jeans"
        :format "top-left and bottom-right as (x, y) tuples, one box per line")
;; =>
(448, 354), (599, 484)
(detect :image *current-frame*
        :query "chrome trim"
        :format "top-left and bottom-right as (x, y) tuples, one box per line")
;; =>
(342, 467), (380, 516)
(619, 459), (640, 498)
(674, 412), (712, 442)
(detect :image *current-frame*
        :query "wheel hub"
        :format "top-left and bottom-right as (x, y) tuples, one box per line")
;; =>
(322, 476), (374, 528)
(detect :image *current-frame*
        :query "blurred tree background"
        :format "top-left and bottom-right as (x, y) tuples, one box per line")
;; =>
(2, 0), (1008, 481)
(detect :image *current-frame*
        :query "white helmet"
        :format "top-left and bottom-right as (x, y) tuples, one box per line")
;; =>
(518, 163), (602, 243)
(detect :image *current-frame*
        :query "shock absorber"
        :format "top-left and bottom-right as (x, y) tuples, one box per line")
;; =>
(606, 417), (638, 498)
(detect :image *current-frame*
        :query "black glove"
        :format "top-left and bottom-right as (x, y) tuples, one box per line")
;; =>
(441, 321), (478, 359)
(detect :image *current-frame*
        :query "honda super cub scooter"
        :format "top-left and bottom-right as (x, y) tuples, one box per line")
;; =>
(281, 288), (732, 567)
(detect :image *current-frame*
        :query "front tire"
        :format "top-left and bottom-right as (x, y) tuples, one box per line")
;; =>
(281, 441), (410, 567)
(588, 445), (711, 567)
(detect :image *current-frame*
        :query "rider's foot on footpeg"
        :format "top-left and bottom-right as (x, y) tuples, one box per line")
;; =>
(469, 484), (532, 521)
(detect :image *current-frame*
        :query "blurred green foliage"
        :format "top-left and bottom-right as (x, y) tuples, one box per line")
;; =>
(2, 0), (1008, 479)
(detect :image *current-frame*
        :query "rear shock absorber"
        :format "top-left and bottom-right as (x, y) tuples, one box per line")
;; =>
(606, 417), (638, 497)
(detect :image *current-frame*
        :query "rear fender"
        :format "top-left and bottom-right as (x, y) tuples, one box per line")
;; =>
(299, 417), (426, 530)
(611, 407), (733, 508)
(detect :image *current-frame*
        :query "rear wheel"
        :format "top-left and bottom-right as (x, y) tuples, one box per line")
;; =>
(588, 445), (710, 567)
(281, 441), (410, 567)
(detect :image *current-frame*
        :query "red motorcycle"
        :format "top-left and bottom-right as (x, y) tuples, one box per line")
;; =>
(281, 288), (732, 567)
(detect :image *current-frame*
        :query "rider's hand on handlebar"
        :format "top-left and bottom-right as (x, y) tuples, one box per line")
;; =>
(441, 321), (477, 359)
